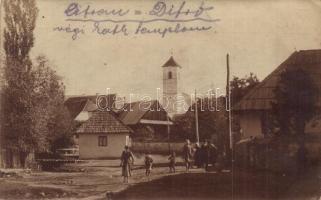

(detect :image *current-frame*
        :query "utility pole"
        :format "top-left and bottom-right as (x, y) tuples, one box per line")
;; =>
(226, 53), (234, 200)
(195, 89), (200, 143)
(167, 115), (171, 153)
(0, 0), (4, 169)
(0, 0), (4, 76)
(226, 54), (233, 150)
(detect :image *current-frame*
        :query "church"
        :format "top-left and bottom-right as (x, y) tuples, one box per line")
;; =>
(161, 56), (191, 117)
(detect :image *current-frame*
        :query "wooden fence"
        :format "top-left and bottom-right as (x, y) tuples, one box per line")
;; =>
(131, 142), (185, 155)
(235, 138), (321, 173)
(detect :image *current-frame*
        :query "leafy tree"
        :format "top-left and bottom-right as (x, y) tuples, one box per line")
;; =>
(272, 68), (319, 137)
(171, 111), (194, 141)
(230, 73), (260, 144)
(2, 0), (38, 166)
(271, 68), (319, 171)
(172, 97), (228, 149)
(2, 1), (73, 166)
(171, 74), (259, 151)
(32, 56), (74, 152)
(230, 73), (259, 105)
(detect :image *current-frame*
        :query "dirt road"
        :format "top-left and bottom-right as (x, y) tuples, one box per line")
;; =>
(0, 159), (188, 200)
(0, 159), (320, 200)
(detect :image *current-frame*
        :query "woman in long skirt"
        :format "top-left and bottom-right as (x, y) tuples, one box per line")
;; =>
(120, 146), (134, 183)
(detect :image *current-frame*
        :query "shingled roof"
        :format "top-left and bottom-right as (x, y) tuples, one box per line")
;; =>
(234, 49), (321, 111)
(65, 94), (116, 119)
(118, 100), (168, 125)
(162, 56), (181, 68)
(77, 111), (131, 134)
(65, 98), (88, 119)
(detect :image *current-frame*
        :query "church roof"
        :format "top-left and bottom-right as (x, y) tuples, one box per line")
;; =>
(162, 56), (181, 68)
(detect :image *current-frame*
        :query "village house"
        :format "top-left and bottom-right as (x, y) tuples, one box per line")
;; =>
(118, 100), (173, 141)
(76, 110), (132, 159)
(64, 94), (173, 158)
(64, 94), (116, 144)
(235, 49), (321, 139)
(65, 96), (97, 122)
(233, 50), (321, 170)
(64, 94), (116, 121)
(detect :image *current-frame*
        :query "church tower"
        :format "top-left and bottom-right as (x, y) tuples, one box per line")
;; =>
(162, 56), (181, 117)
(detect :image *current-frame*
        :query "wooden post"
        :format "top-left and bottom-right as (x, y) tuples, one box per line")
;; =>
(0, 0), (4, 169)
(195, 89), (200, 143)
(167, 115), (171, 153)
(226, 53), (234, 200)
(226, 54), (233, 150)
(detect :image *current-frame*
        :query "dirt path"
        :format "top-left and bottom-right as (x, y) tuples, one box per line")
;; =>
(0, 160), (189, 200)
(1, 160), (320, 200)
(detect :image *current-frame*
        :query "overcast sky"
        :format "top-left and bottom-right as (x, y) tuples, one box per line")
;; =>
(29, 0), (321, 100)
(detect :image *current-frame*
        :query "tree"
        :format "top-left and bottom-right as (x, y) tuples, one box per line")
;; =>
(230, 73), (259, 105)
(271, 68), (319, 172)
(2, 1), (73, 167)
(272, 68), (319, 137)
(32, 56), (74, 152)
(2, 0), (38, 166)
(172, 96), (228, 150)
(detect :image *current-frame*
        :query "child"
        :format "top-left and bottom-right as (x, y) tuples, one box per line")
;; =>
(168, 151), (176, 173)
(144, 154), (153, 177)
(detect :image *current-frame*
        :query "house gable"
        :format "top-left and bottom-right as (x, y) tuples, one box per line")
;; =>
(234, 49), (321, 111)
(77, 110), (132, 134)
(119, 100), (171, 125)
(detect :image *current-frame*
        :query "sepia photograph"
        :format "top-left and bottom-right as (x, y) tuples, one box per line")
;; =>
(0, 0), (321, 199)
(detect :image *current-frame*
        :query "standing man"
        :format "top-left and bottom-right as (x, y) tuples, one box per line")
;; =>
(202, 140), (218, 172)
(183, 139), (193, 172)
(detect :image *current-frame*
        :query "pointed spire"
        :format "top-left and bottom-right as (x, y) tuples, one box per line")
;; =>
(162, 56), (181, 68)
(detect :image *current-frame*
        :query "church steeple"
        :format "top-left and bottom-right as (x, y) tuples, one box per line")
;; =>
(162, 56), (182, 117)
(162, 56), (181, 68)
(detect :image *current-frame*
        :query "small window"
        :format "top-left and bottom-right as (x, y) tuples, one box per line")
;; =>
(168, 71), (172, 79)
(126, 135), (131, 146)
(98, 136), (108, 146)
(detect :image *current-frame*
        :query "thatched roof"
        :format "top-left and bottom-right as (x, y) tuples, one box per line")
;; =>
(234, 49), (321, 111)
(77, 111), (131, 134)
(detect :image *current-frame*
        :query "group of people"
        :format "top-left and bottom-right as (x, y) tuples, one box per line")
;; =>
(183, 139), (219, 172)
(119, 139), (220, 183)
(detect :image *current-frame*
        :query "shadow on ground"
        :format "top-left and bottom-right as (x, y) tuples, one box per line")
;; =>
(113, 167), (320, 200)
